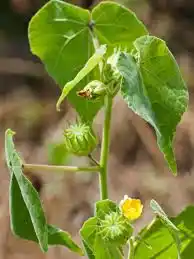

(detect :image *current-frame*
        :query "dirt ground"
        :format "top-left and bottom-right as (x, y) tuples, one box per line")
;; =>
(1, 0), (194, 258)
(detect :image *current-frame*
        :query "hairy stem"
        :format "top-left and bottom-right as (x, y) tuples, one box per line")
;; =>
(23, 164), (100, 174)
(99, 95), (113, 199)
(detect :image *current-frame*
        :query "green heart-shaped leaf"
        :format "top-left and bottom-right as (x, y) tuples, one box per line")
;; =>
(28, 0), (148, 122)
(92, 1), (148, 50)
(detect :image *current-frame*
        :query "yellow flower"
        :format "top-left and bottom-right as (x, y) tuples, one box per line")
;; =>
(120, 195), (143, 221)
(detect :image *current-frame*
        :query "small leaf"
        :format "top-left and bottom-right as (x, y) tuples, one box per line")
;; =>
(56, 45), (106, 111)
(95, 199), (132, 247)
(80, 209), (126, 258)
(48, 225), (83, 255)
(5, 129), (48, 252)
(117, 36), (188, 174)
(92, 1), (148, 50)
(95, 199), (118, 219)
(80, 217), (98, 251)
(82, 240), (95, 259)
(94, 234), (123, 259)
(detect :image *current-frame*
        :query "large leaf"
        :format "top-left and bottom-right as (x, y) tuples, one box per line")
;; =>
(117, 36), (188, 174)
(150, 200), (179, 233)
(10, 174), (39, 243)
(5, 129), (83, 255)
(29, 0), (148, 122)
(5, 129), (48, 252)
(48, 225), (83, 255)
(80, 217), (98, 251)
(91, 1), (148, 50)
(29, 0), (100, 122)
(174, 206), (194, 258)
(134, 206), (194, 259)
(134, 219), (178, 259)
(150, 200), (181, 258)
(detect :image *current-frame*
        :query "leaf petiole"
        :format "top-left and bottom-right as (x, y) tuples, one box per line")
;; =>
(23, 163), (100, 174)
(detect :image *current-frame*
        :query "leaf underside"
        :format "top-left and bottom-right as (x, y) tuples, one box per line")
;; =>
(117, 36), (188, 174)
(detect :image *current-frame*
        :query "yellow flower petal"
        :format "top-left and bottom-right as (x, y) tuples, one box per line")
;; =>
(120, 196), (143, 221)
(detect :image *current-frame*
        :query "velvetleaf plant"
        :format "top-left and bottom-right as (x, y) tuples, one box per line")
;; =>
(5, 0), (194, 258)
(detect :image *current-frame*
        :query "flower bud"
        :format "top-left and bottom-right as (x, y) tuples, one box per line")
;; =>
(99, 211), (133, 245)
(64, 123), (98, 156)
(102, 50), (122, 97)
(77, 80), (107, 101)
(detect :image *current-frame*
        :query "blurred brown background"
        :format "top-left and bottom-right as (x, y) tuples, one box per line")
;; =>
(1, 0), (194, 258)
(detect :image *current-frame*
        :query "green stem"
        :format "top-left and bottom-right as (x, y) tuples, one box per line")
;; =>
(89, 24), (103, 75)
(88, 154), (100, 166)
(99, 95), (113, 200)
(128, 238), (135, 259)
(89, 24), (112, 200)
(23, 163), (100, 174)
(134, 217), (156, 247)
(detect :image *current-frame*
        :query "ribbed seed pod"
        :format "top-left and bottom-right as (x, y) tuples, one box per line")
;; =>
(99, 211), (133, 245)
(64, 123), (98, 156)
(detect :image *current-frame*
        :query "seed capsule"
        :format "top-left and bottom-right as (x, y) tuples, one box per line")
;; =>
(99, 211), (133, 245)
(64, 123), (98, 156)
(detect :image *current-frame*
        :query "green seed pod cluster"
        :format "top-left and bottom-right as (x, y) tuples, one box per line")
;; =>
(98, 211), (133, 245)
(63, 123), (98, 156)
(77, 80), (107, 101)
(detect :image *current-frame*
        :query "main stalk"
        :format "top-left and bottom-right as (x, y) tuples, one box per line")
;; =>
(99, 95), (113, 199)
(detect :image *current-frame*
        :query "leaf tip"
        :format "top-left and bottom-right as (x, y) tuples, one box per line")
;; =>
(56, 100), (61, 112)
(40, 244), (48, 253)
(168, 160), (177, 176)
(5, 128), (16, 137)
